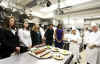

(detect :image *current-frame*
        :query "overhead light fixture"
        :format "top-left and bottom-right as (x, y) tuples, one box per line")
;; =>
(65, 0), (92, 6)
(31, 11), (54, 18)
(40, 0), (92, 12)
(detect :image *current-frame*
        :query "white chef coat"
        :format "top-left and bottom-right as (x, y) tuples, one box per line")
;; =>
(86, 31), (100, 64)
(18, 29), (32, 47)
(64, 33), (69, 42)
(84, 30), (90, 44)
(68, 33), (81, 61)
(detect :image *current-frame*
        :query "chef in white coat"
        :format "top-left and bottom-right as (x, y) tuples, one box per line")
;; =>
(69, 27), (81, 62)
(84, 27), (90, 47)
(86, 23), (100, 64)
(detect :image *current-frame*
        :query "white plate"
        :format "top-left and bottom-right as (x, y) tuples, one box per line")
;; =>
(53, 53), (64, 60)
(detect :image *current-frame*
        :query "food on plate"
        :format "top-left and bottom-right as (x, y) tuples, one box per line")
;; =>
(29, 46), (70, 59)
(34, 49), (45, 55)
(60, 50), (68, 55)
(34, 48), (47, 55)
(52, 48), (59, 52)
(40, 52), (51, 58)
(46, 45), (51, 49)
(53, 53), (64, 60)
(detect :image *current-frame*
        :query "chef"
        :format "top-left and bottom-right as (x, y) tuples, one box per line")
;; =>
(84, 27), (90, 49)
(69, 27), (81, 63)
(84, 27), (90, 42)
(86, 23), (100, 64)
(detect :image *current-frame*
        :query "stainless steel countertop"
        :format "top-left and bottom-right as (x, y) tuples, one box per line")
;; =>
(0, 52), (72, 64)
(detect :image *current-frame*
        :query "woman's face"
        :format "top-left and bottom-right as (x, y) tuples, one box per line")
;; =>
(24, 21), (29, 28)
(58, 25), (62, 29)
(9, 18), (15, 27)
(36, 25), (40, 30)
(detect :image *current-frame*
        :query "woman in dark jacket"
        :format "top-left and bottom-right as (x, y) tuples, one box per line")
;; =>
(31, 24), (44, 47)
(0, 16), (20, 59)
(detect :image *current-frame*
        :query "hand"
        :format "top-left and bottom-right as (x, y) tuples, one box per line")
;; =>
(42, 40), (46, 43)
(43, 37), (46, 40)
(72, 40), (77, 43)
(16, 47), (20, 53)
(57, 40), (62, 43)
(29, 45), (32, 49)
(41, 42), (46, 46)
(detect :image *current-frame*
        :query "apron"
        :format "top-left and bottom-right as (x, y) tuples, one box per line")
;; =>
(69, 42), (80, 60)
(86, 47), (97, 64)
(96, 48), (100, 64)
(85, 31), (100, 64)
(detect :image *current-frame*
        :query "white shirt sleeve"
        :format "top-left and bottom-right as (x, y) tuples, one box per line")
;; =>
(18, 29), (32, 47)
(18, 29), (26, 46)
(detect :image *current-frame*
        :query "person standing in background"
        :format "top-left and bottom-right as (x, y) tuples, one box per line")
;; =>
(84, 27), (90, 49)
(39, 24), (45, 39)
(31, 24), (45, 47)
(18, 20), (32, 53)
(55, 24), (64, 48)
(44, 24), (54, 46)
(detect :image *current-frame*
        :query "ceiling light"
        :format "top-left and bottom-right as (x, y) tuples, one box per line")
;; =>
(65, 0), (92, 6)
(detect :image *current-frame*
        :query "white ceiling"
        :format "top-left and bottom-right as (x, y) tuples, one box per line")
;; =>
(28, 0), (100, 18)
(1, 0), (100, 18)
(63, 0), (100, 14)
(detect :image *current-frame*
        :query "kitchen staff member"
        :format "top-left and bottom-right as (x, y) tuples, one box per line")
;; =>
(69, 27), (81, 63)
(86, 23), (100, 64)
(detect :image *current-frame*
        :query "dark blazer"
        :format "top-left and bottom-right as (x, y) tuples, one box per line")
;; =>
(31, 30), (42, 46)
(0, 28), (19, 59)
(45, 28), (54, 41)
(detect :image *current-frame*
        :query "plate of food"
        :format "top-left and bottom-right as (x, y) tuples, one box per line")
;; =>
(53, 53), (64, 60)
(34, 48), (46, 55)
(60, 50), (69, 55)
(29, 47), (51, 58)
(52, 48), (59, 52)
(40, 52), (51, 59)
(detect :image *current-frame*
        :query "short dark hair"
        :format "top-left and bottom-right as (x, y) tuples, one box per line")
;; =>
(48, 24), (53, 26)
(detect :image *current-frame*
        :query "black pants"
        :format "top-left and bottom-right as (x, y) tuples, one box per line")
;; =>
(63, 43), (69, 50)
(20, 46), (28, 53)
(46, 40), (53, 46)
(0, 47), (14, 59)
(32, 42), (41, 47)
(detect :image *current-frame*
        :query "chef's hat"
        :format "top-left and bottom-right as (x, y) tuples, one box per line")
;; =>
(91, 22), (97, 27)
(72, 26), (76, 30)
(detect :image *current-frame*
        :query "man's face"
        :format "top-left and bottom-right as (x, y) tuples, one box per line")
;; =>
(50, 25), (53, 29)
(92, 26), (98, 32)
